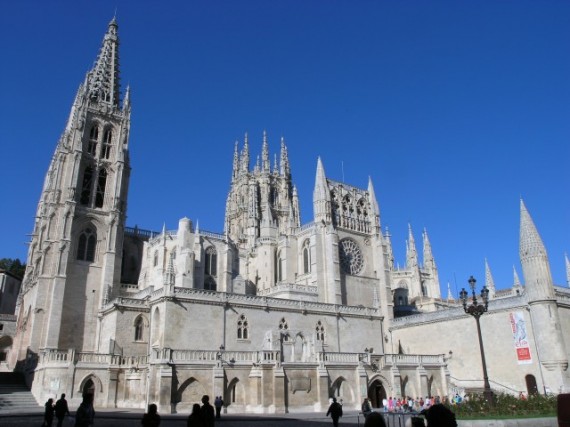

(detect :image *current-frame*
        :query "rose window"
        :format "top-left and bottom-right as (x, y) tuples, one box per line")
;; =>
(339, 239), (364, 275)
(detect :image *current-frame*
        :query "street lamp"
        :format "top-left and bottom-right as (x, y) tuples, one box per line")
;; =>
(460, 275), (494, 405)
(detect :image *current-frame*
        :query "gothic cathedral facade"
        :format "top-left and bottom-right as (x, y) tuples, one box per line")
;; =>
(9, 20), (569, 413)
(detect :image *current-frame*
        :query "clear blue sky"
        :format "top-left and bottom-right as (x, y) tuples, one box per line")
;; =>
(1, 1), (568, 294)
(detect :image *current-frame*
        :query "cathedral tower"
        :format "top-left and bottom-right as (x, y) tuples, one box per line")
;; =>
(13, 19), (131, 357)
(519, 200), (569, 392)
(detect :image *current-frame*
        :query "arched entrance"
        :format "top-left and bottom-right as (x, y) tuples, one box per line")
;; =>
(82, 379), (95, 398)
(368, 379), (387, 409)
(525, 374), (538, 395)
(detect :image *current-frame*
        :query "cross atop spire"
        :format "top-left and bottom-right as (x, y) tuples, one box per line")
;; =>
(88, 18), (121, 107)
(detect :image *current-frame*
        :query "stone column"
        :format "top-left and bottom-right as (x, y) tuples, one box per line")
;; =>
(157, 366), (173, 414)
(317, 366), (330, 411)
(391, 366), (402, 397)
(273, 366), (287, 413)
(213, 366), (225, 402)
(416, 366), (428, 397)
(107, 368), (119, 408)
(248, 366), (262, 411)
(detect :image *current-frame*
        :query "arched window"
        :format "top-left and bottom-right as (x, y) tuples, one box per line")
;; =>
(77, 228), (96, 262)
(302, 240), (311, 274)
(88, 125), (99, 155)
(316, 320), (325, 341)
(276, 250), (283, 282)
(171, 249), (176, 260)
(205, 246), (217, 276)
(102, 129), (112, 159)
(95, 168), (107, 208)
(80, 166), (94, 205)
(134, 316), (144, 341)
(237, 314), (249, 340)
(153, 251), (159, 267)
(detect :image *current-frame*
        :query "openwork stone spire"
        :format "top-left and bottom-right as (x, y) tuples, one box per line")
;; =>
(88, 18), (121, 106)
(484, 258), (496, 298)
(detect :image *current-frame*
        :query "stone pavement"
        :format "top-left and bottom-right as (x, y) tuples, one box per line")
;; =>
(0, 408), (558, 427)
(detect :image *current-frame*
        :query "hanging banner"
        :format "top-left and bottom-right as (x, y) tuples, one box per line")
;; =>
(509, 311), (532, 364)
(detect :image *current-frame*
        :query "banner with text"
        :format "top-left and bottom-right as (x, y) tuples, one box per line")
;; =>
(509, 311), (532, 364)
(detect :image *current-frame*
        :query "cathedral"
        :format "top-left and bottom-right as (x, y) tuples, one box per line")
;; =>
(7, 19), (569, 413)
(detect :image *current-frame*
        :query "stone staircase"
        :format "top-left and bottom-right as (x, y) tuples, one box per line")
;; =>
(0, 372), (41, 413)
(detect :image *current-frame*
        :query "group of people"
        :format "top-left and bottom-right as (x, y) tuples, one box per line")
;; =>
(377, 395), (458, 413)
(141, 394), (222, 427)
(43, 393), (94, 427)
(359, 397), (458, 427)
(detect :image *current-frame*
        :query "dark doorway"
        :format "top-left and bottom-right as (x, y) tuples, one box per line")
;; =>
(368, 379), (386, 409)
(525, 374), (538, 395)
(82, 378), (95, 398)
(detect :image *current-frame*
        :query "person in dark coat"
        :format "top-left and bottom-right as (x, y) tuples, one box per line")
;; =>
(74, 394), (95, 427)
(214, 396), (223, 419)
(54, 393), (71, 427)
(141, 403), (161, 426)
(326, 397), (343, 427)
(200, 395), (215, 427)
(43, 398), (55, 427)
(364, 412), (387, 427)
(187, 403), (205, 427)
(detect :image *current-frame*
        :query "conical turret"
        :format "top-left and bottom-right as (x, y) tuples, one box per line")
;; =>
(565, 253), (570, 287)
(313, 157), (331, 224)
(262, 130), (270, 173)
(484, 258), (496, 298)
(367, 177), (381, 233)
(280, 137), (290, 177)
(519, 199), (555, 300)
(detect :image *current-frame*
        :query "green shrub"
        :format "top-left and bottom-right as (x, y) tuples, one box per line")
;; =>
(447, 393), (556, 419)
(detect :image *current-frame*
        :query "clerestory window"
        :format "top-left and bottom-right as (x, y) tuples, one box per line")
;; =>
(102, 129), (112, 159)
(205, 246), (217, 276)
(134, 316), (144, 341)
(237, 314), (249, 340)
(88, 125), (99, 156)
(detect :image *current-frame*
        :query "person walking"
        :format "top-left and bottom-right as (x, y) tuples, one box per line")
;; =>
(43, 398), (55, 427)
(54, 394), (71, 427)
(361, 397), (372, 418)
(74, 394), (95, 427)
(214, 396), (223, 419)
(141, 403), (161, 426)
(187, 403), (205, 427)
(326, 397), (343, 427)
(200, 395), (215, 427)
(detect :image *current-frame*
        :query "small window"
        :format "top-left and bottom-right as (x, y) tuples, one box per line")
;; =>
(80, 166), (94, 205)
(205, 247), (217, 276)
(88, 125), (99, 155)
(302, 240), (311, 274)
(134, 316), (144, 341)
(95, 168), (107, 208)
(153, 251), (159, 267)
(279, 317), (289, 341)
(102, 129), (112, 159)
(316, 321), (325, 341)
(77, 228), (96, 262)
(237, 314), (249, 340)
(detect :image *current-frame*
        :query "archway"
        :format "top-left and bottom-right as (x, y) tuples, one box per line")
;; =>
(525, 374), (538, 395)
(82, 379), (95, 397)
(368, 379), (387, 409)
(0, 336), (13, 362)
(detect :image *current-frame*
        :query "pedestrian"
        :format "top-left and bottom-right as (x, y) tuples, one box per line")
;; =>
(363, 412), (387, 427)
(74, 394), (95, 427)
(43, 398), (55, 427)
(187, 403), (205, 427)
(141, 403), (161, 426)
(326, 397), (343, 427)
(214, 396), (223, 419)
(422, 403), (457, 427)
(54, 393), (71, 427)
(200, 395), (215, 427)
(361, 397), (372, 418)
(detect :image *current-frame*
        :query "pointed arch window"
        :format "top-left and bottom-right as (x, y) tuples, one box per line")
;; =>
(134, 316), (144, 342)
(302, 240), (311, 274)
(80, 166), (94, 205)
(88, 125), (99, 155)
(205, 246), (217, 277)
(102, 129), (112, 159)
(204, 276), (217, 291)
(77, 228), (96, 262)
(276, 250), (283, 282)
(153, 250), (159, 267)
(237, 314), (249, 340)
(95, 168), (107, 208)
(316, 320), (325, 341)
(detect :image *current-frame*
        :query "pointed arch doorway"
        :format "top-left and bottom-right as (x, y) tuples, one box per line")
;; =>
(368, 379), (387, 409)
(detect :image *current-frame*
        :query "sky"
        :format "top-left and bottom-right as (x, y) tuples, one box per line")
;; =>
(0, 1), (568, 295)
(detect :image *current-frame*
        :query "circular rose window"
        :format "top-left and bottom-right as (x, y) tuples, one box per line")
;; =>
(339, 239), (364, 275)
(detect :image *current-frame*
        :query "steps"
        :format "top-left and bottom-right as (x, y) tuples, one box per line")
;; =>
(0, 372), (41, 413)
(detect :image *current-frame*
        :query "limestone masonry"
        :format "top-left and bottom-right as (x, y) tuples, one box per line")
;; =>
(6, 19), (569, 413)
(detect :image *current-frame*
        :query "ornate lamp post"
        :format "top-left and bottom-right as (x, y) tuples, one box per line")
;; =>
(460, 275), (494, 405)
